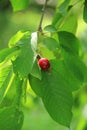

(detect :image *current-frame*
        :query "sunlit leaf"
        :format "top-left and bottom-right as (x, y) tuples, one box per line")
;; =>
(9, 30), (30, 48)
(0, 65), (13, 104)
(43, 37), (59, 51)
(12, 37), (34, 78)
(0, 47), (19, 63)
(10, 0), (30, 12)
(58, 15), (78, 34)
(38, 44), (55, 60)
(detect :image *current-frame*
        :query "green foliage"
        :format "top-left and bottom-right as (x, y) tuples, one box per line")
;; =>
(0, 0), (87, 129)
(63, 52), (87, 83)
(52, 0), (80, 34)
(58, 0), (70, 15)
(12, 37), (35, 78)
(10, 0), (30, 12)
(58, 31), (87, 84)
(0, 65), (13, 104)
(0, 66), (24, 129)
(58, 15), (78, 34)
(9, 30), (30, 48)
(50, 59), (81, 91)
(0, 47), (19, 63)
(83, 0), (87, 23)
(0, 106), (24, 130)
(58, 31), (80, 56)
(30, 59), (42, 80)
(44, 25), (57, 32)
(29, 60), (73, 127)
(52, 12), (62, 26)
(43, 37), (59, 51)
(38, 44), (55, 60)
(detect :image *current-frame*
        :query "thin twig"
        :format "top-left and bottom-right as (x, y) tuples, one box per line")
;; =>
(38, 0), (48, 32)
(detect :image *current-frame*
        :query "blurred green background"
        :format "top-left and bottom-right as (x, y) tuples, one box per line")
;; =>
(0, 0), (87, 130)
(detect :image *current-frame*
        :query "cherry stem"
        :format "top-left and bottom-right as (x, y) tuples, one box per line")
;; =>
(38, 0), (49, 33)
(36, 54), (41, 60)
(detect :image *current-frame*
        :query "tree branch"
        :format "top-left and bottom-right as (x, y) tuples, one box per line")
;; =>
(38, 0), (49, 32)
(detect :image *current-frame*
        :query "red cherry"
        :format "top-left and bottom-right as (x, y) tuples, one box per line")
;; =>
(38, 58), (50, 70)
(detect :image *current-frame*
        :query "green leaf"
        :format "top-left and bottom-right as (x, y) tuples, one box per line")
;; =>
(38, 44), (55, 60)
(29, 60), (73, 127)
(0, 65), (13, 104)
(62, 51), (87, 84)
(0, 106), (24, 130)
(30, 59), (42, 80)
(13, 75), (23, 106)
(10, 0), (30, 12)
(58, 0), (70, 15)
(2, 73), (24, 107)
(9, 30), (30, 48)
(44, 25), (57, 32)
(52, 13), (63, 26)
(0, 47), (20, 63)
(43, 37), (59, 51)
(29, 59), (79, 97)
(83, 0), (87, 23)
(12, 37), (34, 78)
(58, 15), (78, 34)
(58, 31), (80, 56)
(51, 59), (81, 91)
(29, 75), (42, 97)
(42, 71), (73, 127)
